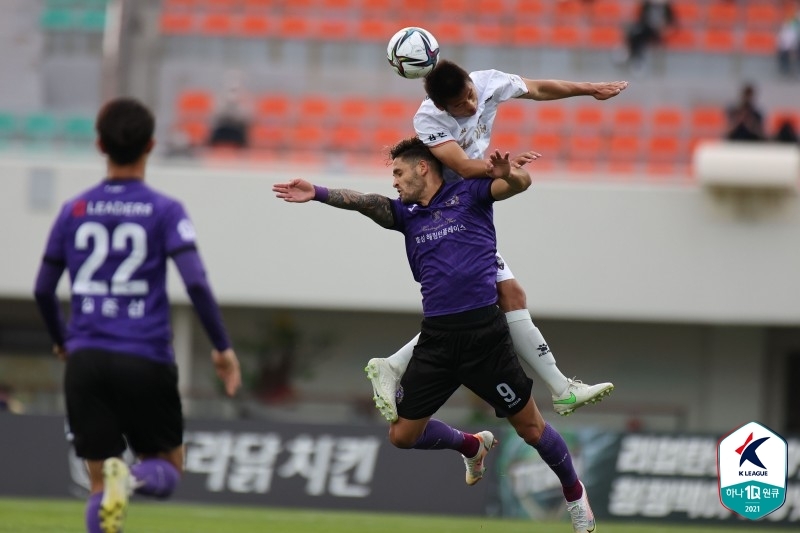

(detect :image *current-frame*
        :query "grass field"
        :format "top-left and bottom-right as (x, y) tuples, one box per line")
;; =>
(0, 498), (782, 533)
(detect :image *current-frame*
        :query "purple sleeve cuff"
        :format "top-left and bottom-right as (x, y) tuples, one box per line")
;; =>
(313, 185), (329, 202)
(173, 250), (231, 351)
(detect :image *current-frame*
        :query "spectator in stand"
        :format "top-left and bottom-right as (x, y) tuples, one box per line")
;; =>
(208, 69), (252, 149)
(616, 0), (677, 71)
(725, 83), (765, 142)
(773, 117), (799, 144)
(776, 2), (800, 78)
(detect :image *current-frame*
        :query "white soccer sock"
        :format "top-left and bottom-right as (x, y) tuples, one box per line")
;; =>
(385, 333), (420, 373)
(505, 310), (570, 396)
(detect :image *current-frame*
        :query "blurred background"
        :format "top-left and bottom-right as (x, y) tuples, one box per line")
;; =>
(0, 0), (799, 527)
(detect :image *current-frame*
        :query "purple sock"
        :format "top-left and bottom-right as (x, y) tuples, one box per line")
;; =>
(533, 423), (581, 500)
(412, 419), (476, 456)
(85, 492), (103, 533)
(131, 458), (180, 499)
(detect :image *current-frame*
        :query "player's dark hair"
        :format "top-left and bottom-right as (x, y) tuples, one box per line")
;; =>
(423, 59), (471, 109)
(96, 98), (155, 165)
(389, 136), (443, 176)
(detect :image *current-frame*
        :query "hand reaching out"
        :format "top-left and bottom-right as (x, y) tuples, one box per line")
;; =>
(485, 150), (512, 180)
(591, 81), (628, 100)
(273, 179), (315, 203)
(511, 150), (542, 169)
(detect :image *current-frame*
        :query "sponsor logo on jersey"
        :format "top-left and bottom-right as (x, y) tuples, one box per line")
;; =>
(86, 201), (153, 217)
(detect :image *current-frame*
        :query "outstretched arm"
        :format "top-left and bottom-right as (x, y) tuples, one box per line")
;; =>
(273, 179), (395, 229)
(521, 78), (628, 101)
(430, 141), (541, 179)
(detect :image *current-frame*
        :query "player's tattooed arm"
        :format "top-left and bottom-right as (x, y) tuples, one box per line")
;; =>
(327, 189), (395, 228)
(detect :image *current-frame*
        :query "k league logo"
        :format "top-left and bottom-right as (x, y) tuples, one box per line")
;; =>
(718, 421), (788, 520)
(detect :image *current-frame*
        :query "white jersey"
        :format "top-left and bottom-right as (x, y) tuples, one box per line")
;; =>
(413, 69), (527, 159)
(414, 69), (526, 284)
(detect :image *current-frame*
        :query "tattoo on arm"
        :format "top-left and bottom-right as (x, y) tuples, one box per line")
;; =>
(327, 189), (394, 228)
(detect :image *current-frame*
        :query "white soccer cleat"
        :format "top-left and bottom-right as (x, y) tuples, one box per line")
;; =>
(462, 430), (497, 486)
(99, 457), (131, 533)
(553, 379), (615, 416)
(566, 481), (596, 533)
(365, 357), (401, 422)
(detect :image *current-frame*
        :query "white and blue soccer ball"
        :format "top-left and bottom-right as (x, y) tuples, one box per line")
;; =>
(387, 27), (440, 79)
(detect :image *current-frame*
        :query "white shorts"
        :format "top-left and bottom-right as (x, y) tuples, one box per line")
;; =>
(496, 252), (515, 283)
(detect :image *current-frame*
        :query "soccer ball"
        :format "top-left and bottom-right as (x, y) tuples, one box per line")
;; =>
(387, 27), (440, 79)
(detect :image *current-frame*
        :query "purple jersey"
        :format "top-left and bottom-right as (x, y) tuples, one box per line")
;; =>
(41, 178), (199, 362)
(390, 178), (498, 317)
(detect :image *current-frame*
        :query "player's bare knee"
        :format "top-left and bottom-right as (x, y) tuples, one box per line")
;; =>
(388, 426), (418, 449)
(497, 280), (527, 312)
(515, 422), (545, 446)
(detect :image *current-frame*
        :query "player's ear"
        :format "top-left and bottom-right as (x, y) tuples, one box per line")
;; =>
(144, 139), (155, 154)
(95, 138), (106, 155)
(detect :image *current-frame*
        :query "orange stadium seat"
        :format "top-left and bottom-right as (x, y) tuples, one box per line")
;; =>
(490, 131), (523, 153)
(299, 96), (332, 122)
(588, 26), (623, 48)
(289, 122), (327, 149)
(428, 21), (465, 45)
(440, 0), (469, 13)
(472, 23), (505, 46)
(160, 12), (194, 34)
(608, 134), (642, 166)
(398, 0), (428, 15)
(317, 18), (352, 40)
(495, 101), (527, 131)
(702, 29), (735, 53)
(553, 0), (583, 20)
(742, 30), (775, 55)
(588, 0), (626, 25)
(672, 1), (703, 25)
(320, 0), (355, 11)
(530, 132), (564, 159)
(357, 19), (394, 42)
(255, 94), (291, 122)
(573, 106), (605, 131)
(691, 106), (727, 138)
(744, 4), (781, 29)
(567, 134), (604, 162)
(358, 0), (395, 16)
(514, 0), (546, 18)
(283, 0), (317, 13)
(647, 135), (682, 165)
(378, 99), (416, 123)
(205, 0), (238, 11)
(611, 106), (644, 134)
(242, 0), (274, 11)
(512, 24), (544, 46)
(707, 1), (740, 27)
(373, 125), (412, 151)
(199, 13), (234, 36)
(664, 27), (697, 51)
(277, 16), (310, 39)
(177, 90), (214, 117)
(534, 105), (566, 132)
(548, 25), (583, 48)
(651, 107), (685, 134)
(249, 123), (285, 149)
(474, 0), (507, 18)
(339, 98), (372, 122)
(329, 123), (367, 153)
(239, 14), (270, 37)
